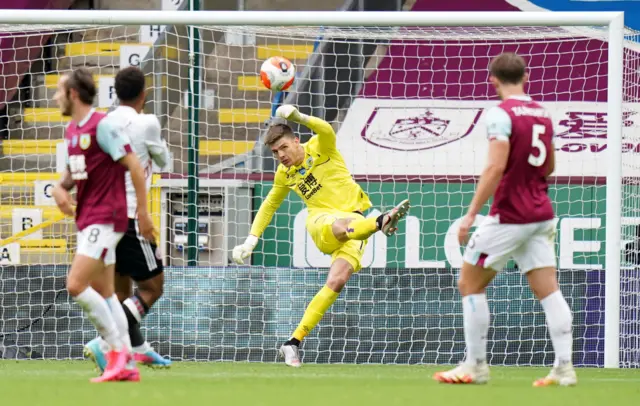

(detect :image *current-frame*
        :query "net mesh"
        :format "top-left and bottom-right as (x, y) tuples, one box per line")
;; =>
(0, 22), (637, 366)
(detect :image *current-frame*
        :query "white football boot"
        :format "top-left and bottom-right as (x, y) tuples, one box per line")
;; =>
(533, 362), (577, 387)
(278, 343), (302, 368)
(380, 199), (410, 237)
(433, 361), (490, 384)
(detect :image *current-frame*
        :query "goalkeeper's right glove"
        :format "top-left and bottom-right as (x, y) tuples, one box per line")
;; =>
(231, 235), (259, 265)
(275, 104), (308, 124)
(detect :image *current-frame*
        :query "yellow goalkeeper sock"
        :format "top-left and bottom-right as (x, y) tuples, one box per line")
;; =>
(345, 217), (379, 241)
(292, 285), (340, 341)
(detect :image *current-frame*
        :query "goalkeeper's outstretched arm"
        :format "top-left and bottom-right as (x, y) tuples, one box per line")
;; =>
(231, 171), (289, 264)
(275, 105), (336, 151)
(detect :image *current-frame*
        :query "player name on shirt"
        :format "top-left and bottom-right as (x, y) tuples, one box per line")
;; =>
(511, 105), (552, 119)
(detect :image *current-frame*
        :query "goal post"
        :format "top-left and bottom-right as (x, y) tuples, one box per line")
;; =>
(0, 10), (631, 368)
(604, 11), (624, 370)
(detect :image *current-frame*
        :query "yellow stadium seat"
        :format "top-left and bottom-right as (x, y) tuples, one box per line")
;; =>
(65, 42), (178, 59)
(22, 107), (108, 124)
(199, 140), (255, 156)
(65, 42), (129, 57)
(257, 45), (314, 60)
(46, 74), (164, 90)
(0, 172), (60, 186)
(1, 140), (60, 155)
(218, 108), (271, 124)
(45, 74), (114, 89)
(238, 76), (267, 91)
(18, 239), (67, 253)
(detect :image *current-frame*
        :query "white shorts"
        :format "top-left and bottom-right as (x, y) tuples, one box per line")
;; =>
(76, 224), (124, 266)
(463, 216), (557, 273)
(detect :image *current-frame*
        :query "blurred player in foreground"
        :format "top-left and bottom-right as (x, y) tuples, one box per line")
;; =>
(84, 67), (172, 371)
(433, 53), (576, 386)
(51, 68), (156, 382)
(232, 105), (410, 367)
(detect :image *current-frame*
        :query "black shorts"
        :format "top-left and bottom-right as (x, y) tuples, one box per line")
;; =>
(115, 219), (164, 282)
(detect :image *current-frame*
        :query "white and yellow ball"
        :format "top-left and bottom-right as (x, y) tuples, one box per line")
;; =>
(260, 56), (295, 92)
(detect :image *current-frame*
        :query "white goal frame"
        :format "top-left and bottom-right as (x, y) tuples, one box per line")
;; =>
(0, 9), (625, 368)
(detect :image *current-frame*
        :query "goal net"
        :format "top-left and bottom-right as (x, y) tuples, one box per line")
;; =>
(0, 13), (636, 367)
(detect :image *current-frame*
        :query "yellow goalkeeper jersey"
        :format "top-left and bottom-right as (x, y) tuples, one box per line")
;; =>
(250, 116), (372, 238)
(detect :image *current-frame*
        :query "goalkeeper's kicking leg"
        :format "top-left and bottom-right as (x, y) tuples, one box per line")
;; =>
(279, 199), (410, 367)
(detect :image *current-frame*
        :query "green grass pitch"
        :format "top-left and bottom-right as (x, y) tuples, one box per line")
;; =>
(0, 360), (639, 406)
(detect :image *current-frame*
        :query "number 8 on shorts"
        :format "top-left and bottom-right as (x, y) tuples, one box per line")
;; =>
(76, 224), (124, 266)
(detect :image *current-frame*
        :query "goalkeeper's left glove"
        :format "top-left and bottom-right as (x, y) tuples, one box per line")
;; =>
(275, 104), (308, 124)
(231, 235), (259, 265)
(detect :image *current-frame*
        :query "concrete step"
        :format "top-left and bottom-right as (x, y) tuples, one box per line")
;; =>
(168, 154), (246, 173)
(33, 72), (117, 109)
(0, 188), (35, 206)
(0, 156), (58, 172)
(8, 126), (67, 141)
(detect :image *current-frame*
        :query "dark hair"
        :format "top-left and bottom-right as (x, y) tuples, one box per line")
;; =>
(66, 67), (96, 105)
(265, 124), (295, 146)
(114, 66), (146, 102)
(489, 53), (527, 85)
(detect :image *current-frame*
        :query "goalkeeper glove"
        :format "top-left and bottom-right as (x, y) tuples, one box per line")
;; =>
(232, 235), (259, 264)
(275, 104), (308, 124)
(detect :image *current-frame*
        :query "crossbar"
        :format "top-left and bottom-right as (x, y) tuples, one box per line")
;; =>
(0, 10), (624, 27)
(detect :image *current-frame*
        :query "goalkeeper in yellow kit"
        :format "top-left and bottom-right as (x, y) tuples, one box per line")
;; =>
(232, 105), (410, 367)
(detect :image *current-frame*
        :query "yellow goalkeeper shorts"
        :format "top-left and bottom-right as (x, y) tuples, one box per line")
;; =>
(306, 210), (368, 272)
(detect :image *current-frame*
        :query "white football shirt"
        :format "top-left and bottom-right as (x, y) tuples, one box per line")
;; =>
(107, 105), (170, 219)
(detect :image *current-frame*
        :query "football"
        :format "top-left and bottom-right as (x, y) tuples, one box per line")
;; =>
(259, 56), (295, 92)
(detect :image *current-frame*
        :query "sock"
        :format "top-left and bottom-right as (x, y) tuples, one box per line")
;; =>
(292, 285), (340, 341)
(123, 292), (150, 322)
(345, 216), (380, 241)
(285, 337), (301, 347)
(74, 287), (122, 351)
(123, 292), (151, 352)
(462, 293), (490, 365)
(106, 294), (132, 352)
(122, 304), (146, 349)
(540, 290), (573, 367)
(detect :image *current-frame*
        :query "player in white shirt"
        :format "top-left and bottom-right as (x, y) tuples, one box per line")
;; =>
(84, 67), (172, 371)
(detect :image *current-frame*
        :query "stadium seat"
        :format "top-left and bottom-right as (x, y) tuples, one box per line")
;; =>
(18, 238), (67, 253)
(257, 45), (314, 60)
(65, 42), (178, 59)
(237, 76), (266, 92)
(218, 108), (271, 124)
(22, 107), (108, 124)
(199, 140), (255, 156)
(1, 140), (60, 155)
(44, 73), (114, 89)
(65, 42), (130, 57)
(0, 172), (60, 185)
